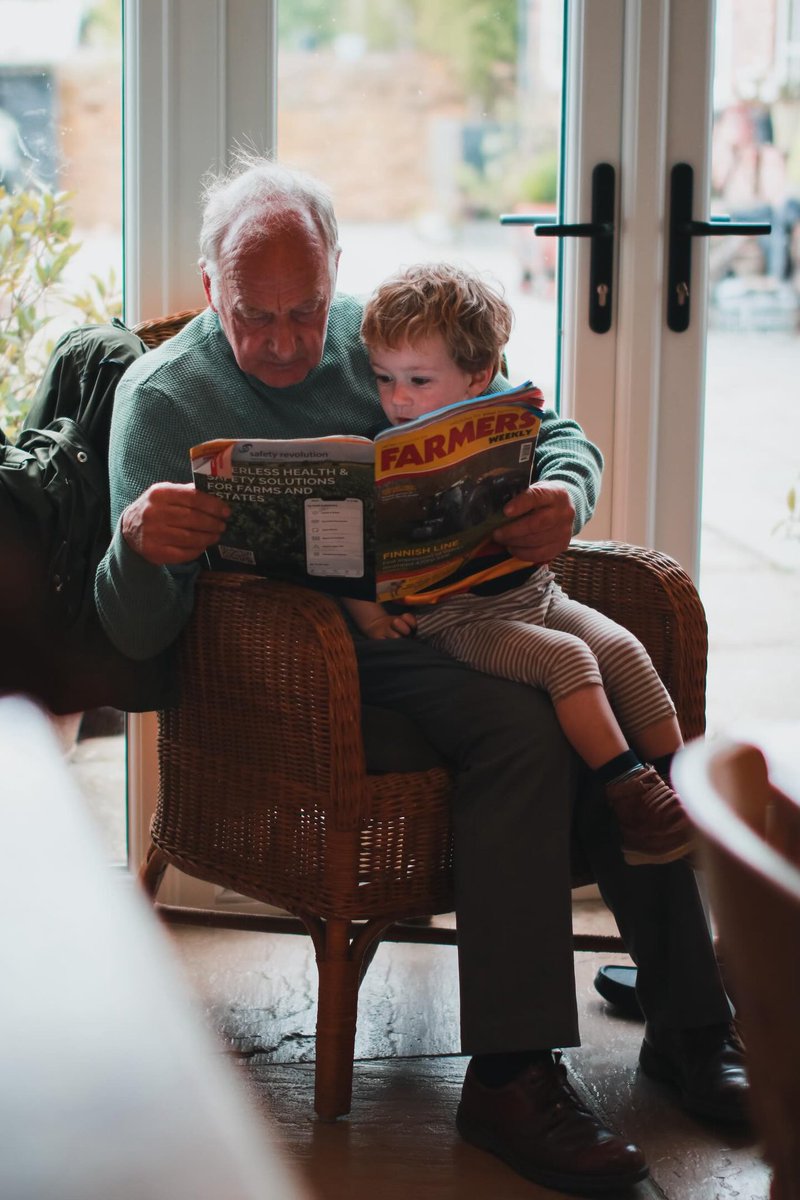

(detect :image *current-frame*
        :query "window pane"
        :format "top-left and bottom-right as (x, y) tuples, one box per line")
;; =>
(700, 0), (800, 730)
(0, 0), (122, 438)
(0, 0), (125, 862)
(277, 0), (564, 399)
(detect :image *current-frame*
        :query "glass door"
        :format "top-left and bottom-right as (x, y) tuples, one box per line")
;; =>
(616, 0), (800, 735)
(699, 0), (800, 732)
(278, 0), (565, 402)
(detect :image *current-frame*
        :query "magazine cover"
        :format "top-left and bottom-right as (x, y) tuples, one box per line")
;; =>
(191, 435), (377, 598)
(189, 380), (544, 602)
(373, 381), (544, 603)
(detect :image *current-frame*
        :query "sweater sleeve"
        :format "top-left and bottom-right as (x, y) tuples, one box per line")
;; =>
(534, 409), (604, 535)
(94, 372), (201, 660)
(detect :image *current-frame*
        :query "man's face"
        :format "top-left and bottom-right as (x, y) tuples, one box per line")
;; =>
(204, 221), (338, 388)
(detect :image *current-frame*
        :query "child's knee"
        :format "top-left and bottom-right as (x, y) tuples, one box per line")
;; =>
(545, 636), (601, 693)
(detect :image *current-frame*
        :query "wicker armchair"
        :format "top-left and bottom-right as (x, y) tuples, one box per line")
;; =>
(133, 311), (709, 1121)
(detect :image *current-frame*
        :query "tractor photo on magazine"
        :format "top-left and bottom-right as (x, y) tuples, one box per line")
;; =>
(190, 380), (544, 603)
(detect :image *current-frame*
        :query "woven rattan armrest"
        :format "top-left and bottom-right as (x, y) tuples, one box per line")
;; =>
(157, 540), (705, 852)
(134, 308), (203, 347)
(553, 539), (707, 741)
(158, 573), (372, 834)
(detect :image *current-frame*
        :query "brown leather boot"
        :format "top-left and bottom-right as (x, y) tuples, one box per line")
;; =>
(639, 1022), (751, 1125)
(456, 1053), (648, 1193)
(605, 764), (693, 865)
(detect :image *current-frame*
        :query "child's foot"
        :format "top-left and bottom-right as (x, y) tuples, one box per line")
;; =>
(604, 764), (692, 866)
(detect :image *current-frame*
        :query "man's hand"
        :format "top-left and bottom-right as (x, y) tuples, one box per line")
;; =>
(120, 482), (230, 566)
(493, 481), (575, 563)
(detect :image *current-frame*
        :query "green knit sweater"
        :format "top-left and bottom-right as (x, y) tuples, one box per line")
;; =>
(96, 298), (603, 659)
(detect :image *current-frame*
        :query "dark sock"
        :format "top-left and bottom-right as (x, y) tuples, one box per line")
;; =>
(596, 749), (642, 786)
(470, 1049), (552, 1087)
(651, 752), (675, 782)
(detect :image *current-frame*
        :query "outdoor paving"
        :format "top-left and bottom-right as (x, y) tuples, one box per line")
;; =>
(700, 327), (800, 734)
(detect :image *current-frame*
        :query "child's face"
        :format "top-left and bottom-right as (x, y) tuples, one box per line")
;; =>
(368, 334), (492, 425)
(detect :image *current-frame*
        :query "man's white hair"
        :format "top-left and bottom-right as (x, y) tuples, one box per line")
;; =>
(198, 153), (340, 301)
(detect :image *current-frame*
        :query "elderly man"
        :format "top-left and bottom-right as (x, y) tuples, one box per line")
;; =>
(96, 156), (747, 1196)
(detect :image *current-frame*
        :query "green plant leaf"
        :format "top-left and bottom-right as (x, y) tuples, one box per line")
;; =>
(0, 187), (122, 434)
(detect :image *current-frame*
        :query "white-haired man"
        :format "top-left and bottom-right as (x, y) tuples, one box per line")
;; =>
(96, 156), (748, 1196)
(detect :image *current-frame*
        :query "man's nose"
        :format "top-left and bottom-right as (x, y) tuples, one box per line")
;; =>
(267, 322), (297, 359)
(392, 384), (413, 409)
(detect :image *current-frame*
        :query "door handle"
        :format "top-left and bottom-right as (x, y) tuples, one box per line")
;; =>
(667, 162), (772, 332)
(501, 162), (616, 333)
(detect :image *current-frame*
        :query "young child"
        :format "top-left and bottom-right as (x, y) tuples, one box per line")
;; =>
(344, 261), (691, 867)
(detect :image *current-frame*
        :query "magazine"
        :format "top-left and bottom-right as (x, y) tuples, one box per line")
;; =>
(190, 380), (544, 603)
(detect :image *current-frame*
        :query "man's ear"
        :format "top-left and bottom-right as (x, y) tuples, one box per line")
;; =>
(201, 268), (216, 310)
(465, 364), (494, 398)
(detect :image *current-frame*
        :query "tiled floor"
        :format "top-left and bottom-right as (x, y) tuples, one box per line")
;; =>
(159, 902), (771, 1200)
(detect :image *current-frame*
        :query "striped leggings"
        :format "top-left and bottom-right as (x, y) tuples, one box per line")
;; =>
(415, 566), (676, 740)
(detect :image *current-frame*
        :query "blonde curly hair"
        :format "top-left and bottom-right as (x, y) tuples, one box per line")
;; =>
(360, 262), (512, 379)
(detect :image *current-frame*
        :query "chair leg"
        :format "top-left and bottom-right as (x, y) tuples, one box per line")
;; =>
(313, 918), (365, 1121)
(138, 841), (169, 901)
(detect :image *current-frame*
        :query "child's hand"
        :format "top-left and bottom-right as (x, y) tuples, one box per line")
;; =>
(342, 597), (417, 639)
(362, 611), (417, 639)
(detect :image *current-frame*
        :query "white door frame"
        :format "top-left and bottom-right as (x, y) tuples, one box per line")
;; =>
(654, 0), (715, 577)
(566, 0), (714, 578)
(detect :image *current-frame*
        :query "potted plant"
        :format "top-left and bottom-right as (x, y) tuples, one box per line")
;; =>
(0, 186), (120, 441)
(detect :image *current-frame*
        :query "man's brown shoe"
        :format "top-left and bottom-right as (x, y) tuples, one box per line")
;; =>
(639, 1022), (751, 1125)
(605, 764), (693, 865)
(456, 1053), (648, 1194)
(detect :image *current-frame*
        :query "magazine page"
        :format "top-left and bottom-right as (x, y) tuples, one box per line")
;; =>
(373, 382), (544, 603)
(190, 435), (377, 598)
